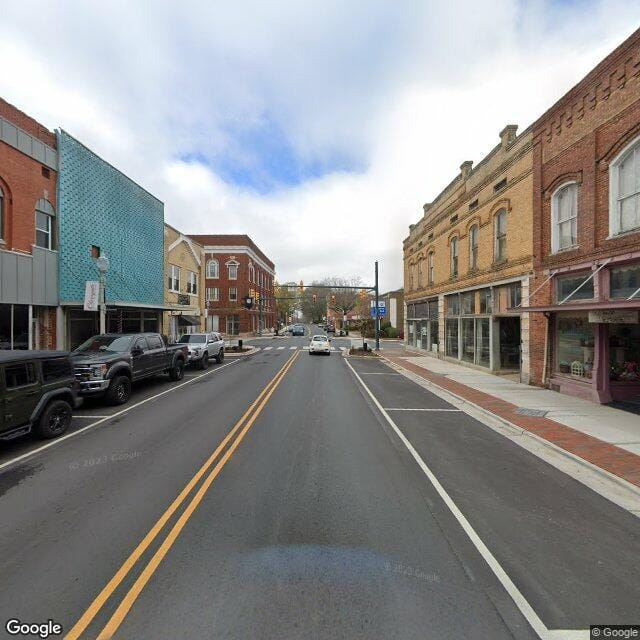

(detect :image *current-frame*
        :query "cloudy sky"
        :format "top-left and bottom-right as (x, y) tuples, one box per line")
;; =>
(1, 1), (639, 290)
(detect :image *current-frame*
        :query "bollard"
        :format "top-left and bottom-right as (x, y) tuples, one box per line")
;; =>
(238, 339), (243, 350)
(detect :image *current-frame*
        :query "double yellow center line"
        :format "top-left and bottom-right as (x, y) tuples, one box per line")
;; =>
(66, 349), (300, 640)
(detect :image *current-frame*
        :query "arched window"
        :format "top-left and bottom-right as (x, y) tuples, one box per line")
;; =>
(494, 209), (507, 262)
(249, 263), (255, 283)
(428, 251), (434, 285)
(408, 262), (415, 290)
(551, 183), (578, 252)
(206, 259), (219, 279)
(0, 186), (4, 241)
(450, 237), (459, 277)
(35, 198), (55, 250)
(610, 136), (640, 235)
(417, 257), (423, 288)
(469, 224), (479, 270)
(227, 260), (239, 280)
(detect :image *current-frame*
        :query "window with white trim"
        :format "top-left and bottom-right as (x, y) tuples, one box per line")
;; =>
(469, 224), (479, 270)
(450, 237), (459, 277)
(228, 262), (238, 280)
(206, 259), (219, 278)
(417, 258), (423, 288)
(610, 137), (640, 235)
(428, 252), (434, 285)
(494, 209), (507, 262)
(168, 265), (180, 292)
(551, 183), (578, 252)
(249, 263), (255, 283)
(229, 287), (238, 302)
(0, 186), (4, 240)
(206, 287), (219, 301)
(35, 198), (55, 249)
(186, 271), (198, 295)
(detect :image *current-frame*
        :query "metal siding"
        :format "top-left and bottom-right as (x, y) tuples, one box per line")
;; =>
(57, 131), (164, 306)
(17, 257), (31, 303)
(1, 253), (18, 302)
(45, 250), (58, 306)
(32, 248), (46, 304)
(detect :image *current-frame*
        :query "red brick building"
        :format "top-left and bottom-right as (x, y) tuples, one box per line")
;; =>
(188, 234), (276, 335)
(526, 29), (640, 403)
(0, 98), (59, 349)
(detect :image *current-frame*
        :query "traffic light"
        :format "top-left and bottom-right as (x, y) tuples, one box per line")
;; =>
(331, 294), (336, 304)
(359, 289), (367, 300)
(312, 294), (317, 303)
(299, 280), (304, 293)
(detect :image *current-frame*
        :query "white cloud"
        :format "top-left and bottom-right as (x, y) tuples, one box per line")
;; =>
(1, 1), (639, 290)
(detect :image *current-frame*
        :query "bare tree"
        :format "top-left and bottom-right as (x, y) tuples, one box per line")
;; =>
(321, 276), (363, 318)
(300, 282), (328, 322)
(275, 281), (299, 324)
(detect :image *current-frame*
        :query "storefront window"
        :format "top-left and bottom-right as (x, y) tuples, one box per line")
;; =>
(461, 318), (474, 362)
(556, 273), (594, 302)
(461, 292), (474, 315)
(420, 321), (429, 350)
(479, 289), (492, 314)
(430, 321), (439, 352)
(428, 301), (438, 319)
(477, 318), (490, 367)
(446, 319), (458, 358)
(0, 304), (30, 350)
(610, 264), (640, 299)
(446, 294), (459, 316)
(609, 323), (640, 382)
(556, 314), (594, 378)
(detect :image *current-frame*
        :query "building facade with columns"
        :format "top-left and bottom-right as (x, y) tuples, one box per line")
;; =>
(403, 125), (534, 381)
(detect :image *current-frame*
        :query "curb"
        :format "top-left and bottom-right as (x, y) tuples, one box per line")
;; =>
(380, 354), (640, 513)
(224, 346), (260, 357)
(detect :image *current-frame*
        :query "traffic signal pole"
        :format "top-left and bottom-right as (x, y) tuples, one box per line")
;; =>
(375, 260), (380, 351)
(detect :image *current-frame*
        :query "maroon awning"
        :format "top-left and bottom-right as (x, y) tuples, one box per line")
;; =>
(510, 299), (640, 313)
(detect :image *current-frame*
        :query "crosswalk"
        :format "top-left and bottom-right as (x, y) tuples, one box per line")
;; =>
(260, 345), (348, 352)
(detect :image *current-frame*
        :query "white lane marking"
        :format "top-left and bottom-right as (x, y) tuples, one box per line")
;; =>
(0, 360), (239, 473)
(72, 415), (112, 419)
(330, 347), (336, 351)
(302, 346), (309, 350)
(277, 346), (285, 350)
(384, 408), (463, 412)
(264, 347), (273, 350)
(344, 357), (581, 640)
(358, 372), (402, 376)
(289, 346), (297, 350)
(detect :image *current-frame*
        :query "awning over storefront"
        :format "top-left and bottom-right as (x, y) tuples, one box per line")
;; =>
(177, 315), (200, 326)
(511, 300), (640, 313)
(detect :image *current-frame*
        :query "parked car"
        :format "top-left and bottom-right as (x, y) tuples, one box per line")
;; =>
(326, 323), (335, 334)
(0, 350), (81, 441)
(71, 333), (188, 405)
(292, 324), (306, 336)
(178, 332), (224, 369)
(309, 335), (331, 355)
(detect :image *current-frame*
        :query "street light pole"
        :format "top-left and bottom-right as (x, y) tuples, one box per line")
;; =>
(96, 255), (110, 335)
(375, 260), (380, 351)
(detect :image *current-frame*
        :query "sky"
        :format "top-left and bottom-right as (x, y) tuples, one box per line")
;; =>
(1, 1), (639, 291)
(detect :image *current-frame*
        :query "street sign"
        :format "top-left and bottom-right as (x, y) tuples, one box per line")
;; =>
(84, 281), (100, 311)
(370, 300), (386, 317)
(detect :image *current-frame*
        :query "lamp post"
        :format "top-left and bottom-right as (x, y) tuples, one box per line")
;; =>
(96, 255), (110, 334)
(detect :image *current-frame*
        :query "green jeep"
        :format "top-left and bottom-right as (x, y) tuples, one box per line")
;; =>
(0, 351), (81, 441)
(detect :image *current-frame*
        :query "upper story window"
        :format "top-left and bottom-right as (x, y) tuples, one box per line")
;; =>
(206, 287), (219, 301)
(494, 209), (507, 262)
(610, 137), (640, 235)
(186, 271), (198, 295)
(206, 259), (219, 279)
(555, 272), (594, 302)
(428, 252), (434, 285)
(450, 237), (459, 277)
(552, 183), (578, 252)
(35, 198), (55, 250)
(227, 261), (239, 280)
(469, 225), (479, 270)
(229, 287), (238, 302)
(0, 186), (4, 240)
(249, 263), (255, 283)
(417, 258), (423, 288)
(168, 265), (180, 292)
(409, 264), (415, 290)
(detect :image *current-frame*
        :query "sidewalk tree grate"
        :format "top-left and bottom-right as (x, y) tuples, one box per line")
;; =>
(515, 408), (548, 417)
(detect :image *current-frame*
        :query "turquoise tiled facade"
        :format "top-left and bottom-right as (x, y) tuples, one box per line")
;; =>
(57, 130), (164, 305)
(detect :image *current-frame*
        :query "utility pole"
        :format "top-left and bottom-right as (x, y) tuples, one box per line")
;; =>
(375, 260), (380, 350)
(96, 255), (110, 334)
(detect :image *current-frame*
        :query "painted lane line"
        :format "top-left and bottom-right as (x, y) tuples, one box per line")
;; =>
(289, 346), (297, 350)
(72, 415), (113, 419)
(384, 408), (463, 412)
(65, 351), (299, 640)
(95, 350), (301, 639)
(0, 360), (239, 474)
(277, 346), (285, 350)
(344, 357), (587, 640)
(358, 372), (402, 376)
(264, 346), (273, 350)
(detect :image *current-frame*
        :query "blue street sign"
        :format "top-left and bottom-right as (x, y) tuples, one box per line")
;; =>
(370, 300), (386, 317)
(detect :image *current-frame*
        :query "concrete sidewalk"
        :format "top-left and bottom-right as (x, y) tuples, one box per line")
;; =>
(384, 350), (640, 489)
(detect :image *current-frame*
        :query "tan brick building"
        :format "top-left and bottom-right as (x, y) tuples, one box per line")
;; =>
(403, 125), (534, 380)
(164, 224), (205, 341)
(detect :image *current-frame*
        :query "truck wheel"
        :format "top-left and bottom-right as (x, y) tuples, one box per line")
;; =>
(169, 360), (185, 381)
(107, 375), (131, 405)
(37, 399), (72, 439)
(199, 352), (209, 370)
(215, 349), (224, 363)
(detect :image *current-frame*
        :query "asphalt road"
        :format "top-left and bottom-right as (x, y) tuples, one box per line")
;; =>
(0, 325), (637, 639)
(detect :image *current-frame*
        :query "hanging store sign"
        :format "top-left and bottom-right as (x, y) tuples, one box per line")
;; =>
(588, 310), (638, 324)
(83, 281), (100, 311)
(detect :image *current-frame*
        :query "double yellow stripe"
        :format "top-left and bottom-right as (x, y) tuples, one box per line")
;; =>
(66, 349), (300, 640)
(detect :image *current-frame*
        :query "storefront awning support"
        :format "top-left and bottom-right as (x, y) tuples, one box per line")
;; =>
(627, 285), (640, 301)
(513, 271), (556, 308)
(559, 258), (611, 305)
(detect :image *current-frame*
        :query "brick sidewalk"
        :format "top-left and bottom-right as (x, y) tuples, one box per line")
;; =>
(384, 353), (640, 489)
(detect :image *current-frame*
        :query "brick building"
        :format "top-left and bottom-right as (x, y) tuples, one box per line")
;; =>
(188, 234), (275, 335)
(403, 124), (534, 380)
(526, 29), (640, 403)
(0, 98), (59, 350)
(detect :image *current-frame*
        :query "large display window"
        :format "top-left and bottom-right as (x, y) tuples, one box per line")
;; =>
(555, 314), (594, 379)
(609, 323), (640, 382)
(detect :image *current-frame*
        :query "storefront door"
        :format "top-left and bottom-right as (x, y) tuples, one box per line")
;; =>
(499, 317), (521, 370)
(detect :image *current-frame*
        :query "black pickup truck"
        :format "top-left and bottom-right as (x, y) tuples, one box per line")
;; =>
(71, 333), (188, 405)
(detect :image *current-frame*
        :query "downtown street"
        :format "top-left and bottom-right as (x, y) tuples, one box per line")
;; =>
(0, 329), (638, 639)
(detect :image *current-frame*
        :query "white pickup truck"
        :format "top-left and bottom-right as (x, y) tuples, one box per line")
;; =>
(177, 332), (225, 369)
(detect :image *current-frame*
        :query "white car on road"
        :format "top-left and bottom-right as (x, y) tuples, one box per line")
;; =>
(309, 335), (331, 355)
